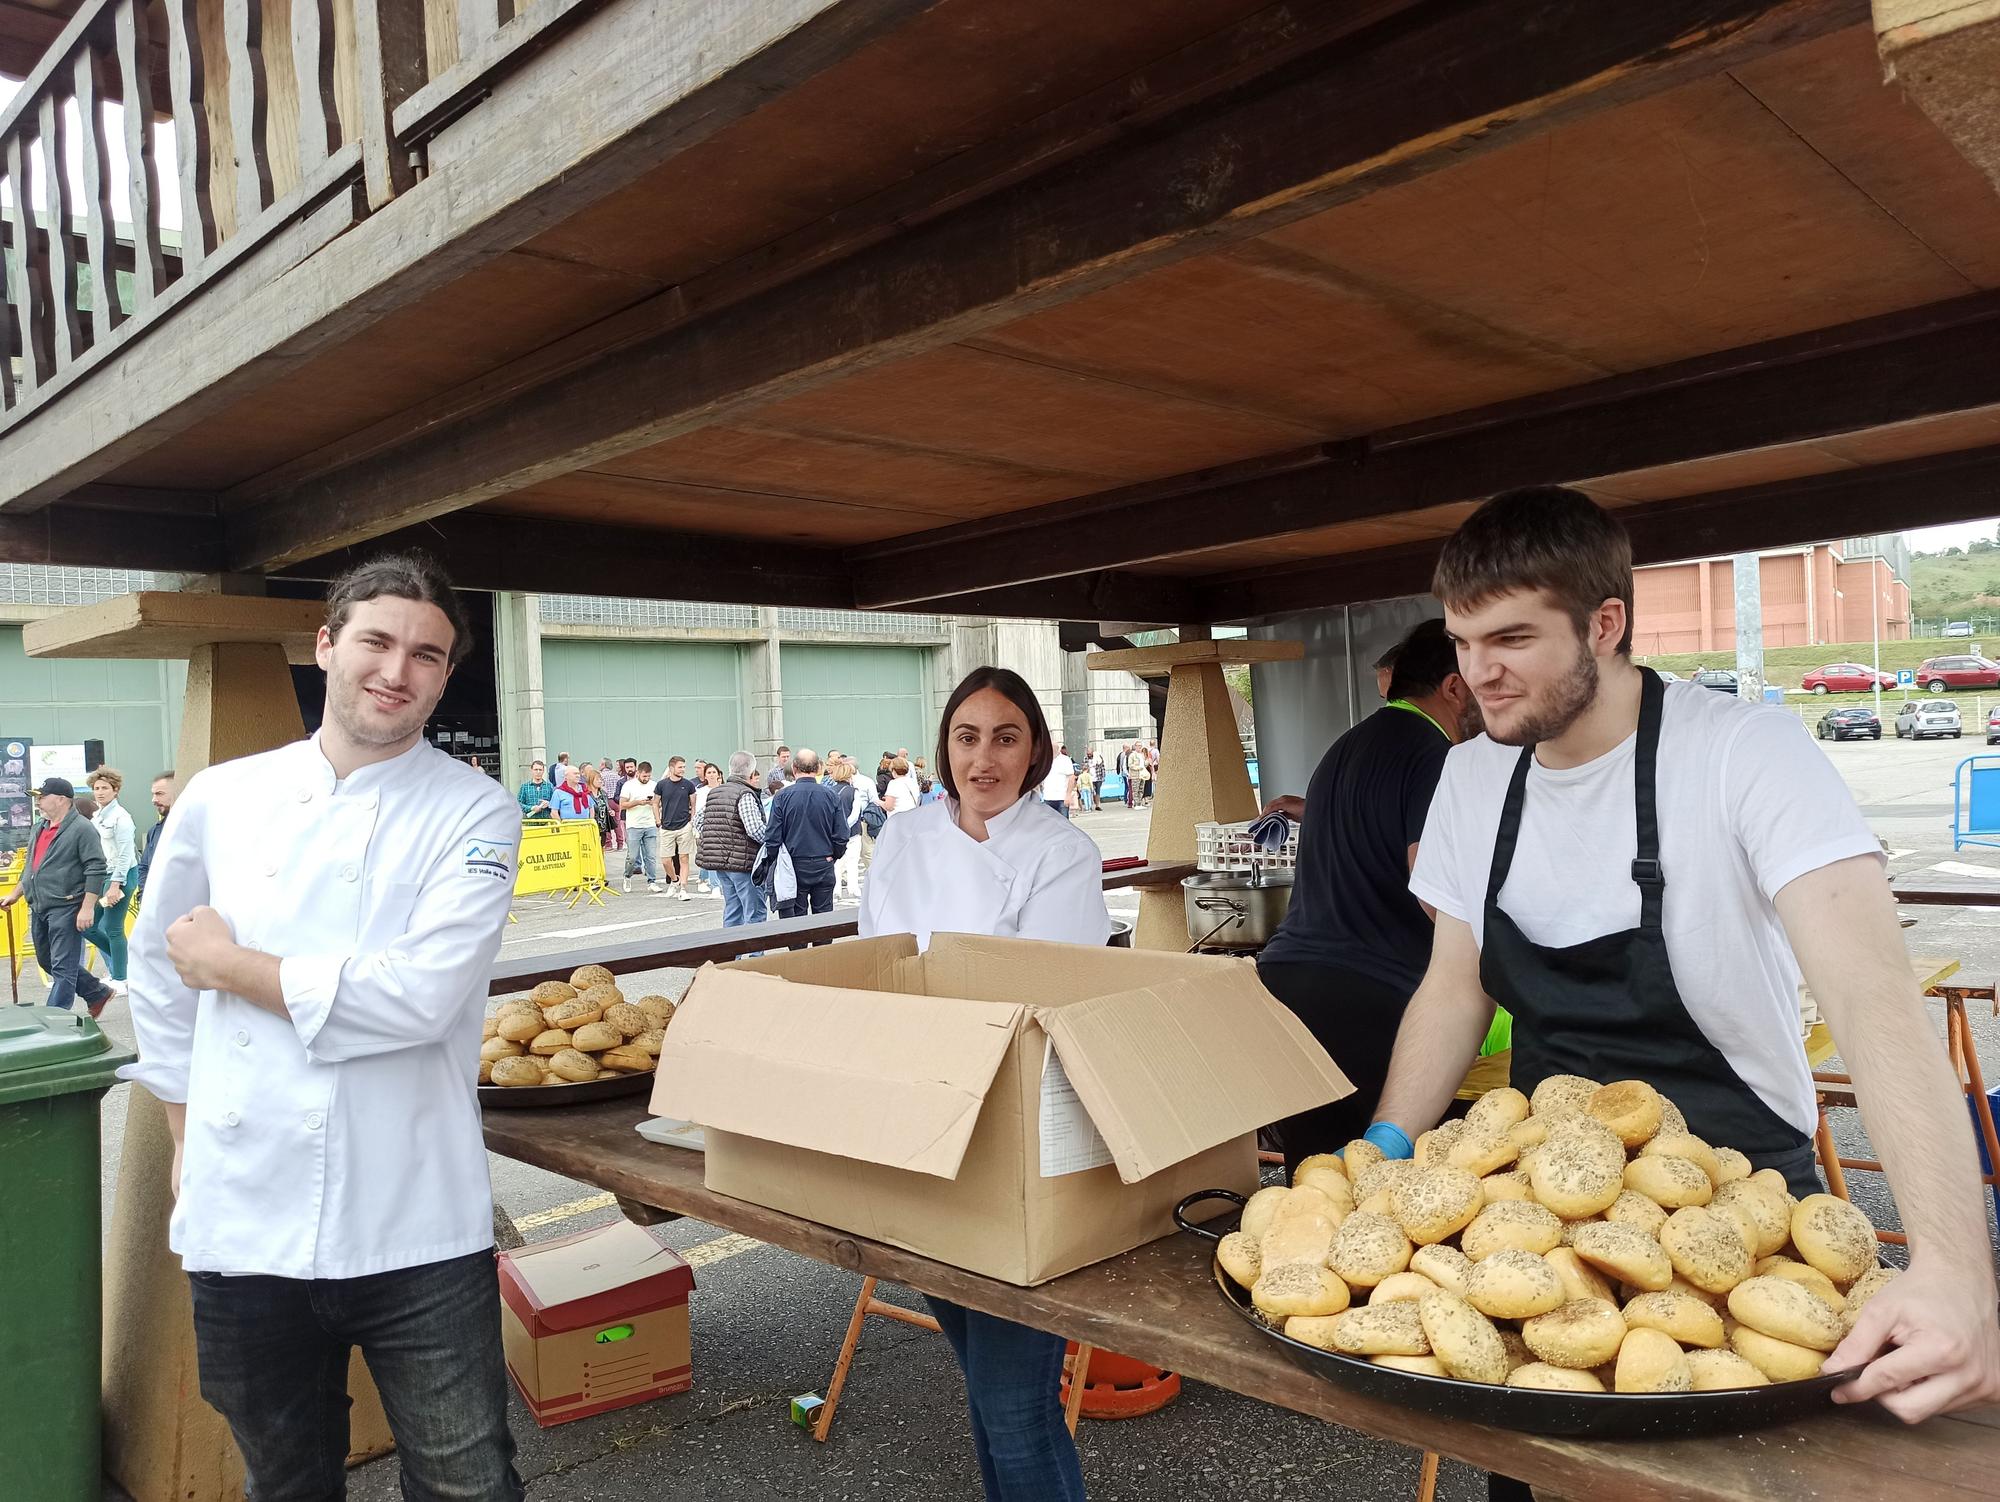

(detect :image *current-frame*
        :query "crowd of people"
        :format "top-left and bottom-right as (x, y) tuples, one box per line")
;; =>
(508, 737), (1161, 921)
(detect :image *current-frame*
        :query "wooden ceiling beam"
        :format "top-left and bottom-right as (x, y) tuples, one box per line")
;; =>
(850, 289), (2000, 606)
(224, 0), (1861, 571)
(273, 512), (858, 610)
(0, 499), (224, 571)
(1197, 444), (2000, 621)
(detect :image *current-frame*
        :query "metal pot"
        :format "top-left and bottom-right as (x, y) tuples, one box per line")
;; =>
(1181, 870), (1293, 951)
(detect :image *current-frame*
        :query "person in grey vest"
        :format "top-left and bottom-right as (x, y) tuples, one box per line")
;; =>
(695, 752), (765, 928)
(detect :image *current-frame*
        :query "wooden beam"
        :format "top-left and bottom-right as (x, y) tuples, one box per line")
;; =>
(21, 590), (325, 660)
(274, 511), (858, 609)
(913, 571), (1205, 626)
(0, 0), (942, 509)
(1085, 639), (1304, 672)
(852, 290), (2000, 606)
(1199, 444), (2000, 621)
(0, 501), (224, 570)
(223, 0), (1863, 570)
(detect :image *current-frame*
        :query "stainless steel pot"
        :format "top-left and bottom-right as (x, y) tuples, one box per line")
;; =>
(1182, 869), (1293, 950)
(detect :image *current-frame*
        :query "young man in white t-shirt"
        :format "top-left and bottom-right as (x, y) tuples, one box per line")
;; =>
(1366, 486), (1997, 1430)
(1040, 746), (1077, 820)
(619, 761), (662, 893)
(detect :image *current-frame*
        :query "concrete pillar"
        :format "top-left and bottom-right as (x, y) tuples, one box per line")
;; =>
(1876, 2), (2000, 191)
(746, 608), (784, 762)
(493, 591), (546, 781)
(1061, 648), (1092, 763)
(1697, 561), (1715, 652)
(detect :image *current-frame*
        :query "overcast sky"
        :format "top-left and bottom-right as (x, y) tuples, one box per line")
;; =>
(0, 78), (183, 231)
(1907, 520), (2000, 553)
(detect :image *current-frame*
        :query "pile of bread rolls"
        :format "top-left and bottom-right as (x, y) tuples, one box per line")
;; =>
(1216, 1077), (1895, 1394)
(479, 964), (676, 1087)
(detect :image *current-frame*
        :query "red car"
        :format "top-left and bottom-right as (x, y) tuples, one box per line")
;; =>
(1801, 663), (1897, 694)
(1916, 655), (2000, 692)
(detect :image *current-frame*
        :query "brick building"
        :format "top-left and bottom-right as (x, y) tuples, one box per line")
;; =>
(1631, 538), (1911, 656)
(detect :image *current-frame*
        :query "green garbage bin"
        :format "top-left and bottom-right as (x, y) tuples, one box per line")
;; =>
(0, 1007), (136, 1502)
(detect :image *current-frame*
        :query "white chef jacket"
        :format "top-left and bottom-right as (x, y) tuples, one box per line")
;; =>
(121, 734), (522, 1279)
(858, 792), (1110, 950)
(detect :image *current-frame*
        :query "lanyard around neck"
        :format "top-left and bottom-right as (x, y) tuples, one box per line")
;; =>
(1387, 698), (1449, 741)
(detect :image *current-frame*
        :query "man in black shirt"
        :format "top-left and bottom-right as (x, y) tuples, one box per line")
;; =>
(657, 756), (700, 900)
(1257, 619), (1480, 1169)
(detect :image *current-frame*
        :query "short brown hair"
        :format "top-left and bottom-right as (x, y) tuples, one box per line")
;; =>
(90, 766), (123, 793)
(935, 666), (1055, 803)
(324, 551), (474, 667)
(1432, 486), (1633, 654)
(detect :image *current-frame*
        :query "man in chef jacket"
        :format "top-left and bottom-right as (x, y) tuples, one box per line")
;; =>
(122, 552), (527, 1500)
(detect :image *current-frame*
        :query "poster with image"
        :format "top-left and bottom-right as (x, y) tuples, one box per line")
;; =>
(0, 740), (33, 855)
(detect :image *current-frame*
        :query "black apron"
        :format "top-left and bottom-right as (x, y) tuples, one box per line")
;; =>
(1478, 669), (1819, 1196)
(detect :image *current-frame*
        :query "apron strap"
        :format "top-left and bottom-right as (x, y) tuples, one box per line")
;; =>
(1633, 667), (1666, 932)
(1485, 746), (1535, 907)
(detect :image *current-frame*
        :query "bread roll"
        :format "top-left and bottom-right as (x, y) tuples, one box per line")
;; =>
(1624, 1153), (1715, 1209)
(546, 999), (602, 1029)
(1658, 1098), (1689, 1137)
(1791, 1194), (1878, 1285)
(1529, 1074), (1602, 1118)
(1712, 1179), (1792, 1259)
(1545, 1247), (1617, 1306)
(1252, 1262), (1351, 1320)
(1622, 1290), (1725, 1349)
(529, 1028), (572, 1057)
(480, 1036), (524, 1063)
(1729, 1323), (1826, 1382)
(602, 1002), (650, 1039)
(1368, 1271), (1441, 1304)
(497, 1011), (546, 1044)
(478, 1061), (493, 1084)
(1712, 1146), (1753, 1185)
(1390, 1166), (1484, 1245)
(1507, 1116), (1551, 1154)
(1270, 1183), (1344, 1233)
(1843, 1266), (1896, 1327)
(1752, 1258), (1845, 1310)
(1371, 1354), (1451, 1377)
(633, 1028), (666, 1057)
(1238, 1185), (1290, 1244)
(1615, 1327), (1692, 1393)
(1507, 1363), (1606, 1392)
(569, 963), (616, 991)
(481, 1015), (500, 1042)
(1294, 1164), (1356, 1216)
(1529, 1126), (1625, 1219)
(1641, 1132), (1722, 1186)
(571, 1021), (623, 1053)
(1465, 1086), (1532, 1136)
(489, 1055), (545, 1087)
(1461, 1200), (1562, 1261)
(1587, 1080), (1664, 1148)
(1329, 1212), (1412, 1289)
(1727, 1276), (1844, 1353)
(1481, 1168), (1534, 1203)
(599, 1045), (655, 1074)
(1706, 1198), (1762, 1257)
(578, 983), (625, 1012)
(1414, 1119), (1467, 1168)
(1353, 1156), (1419, 1204)
(636, 994), (678, 1028)
(1420, 1292), (1511, 1384)
(1569, 1222), (1673, 1293)
(530, 981), (578, 1007)
(1446, 1129), (1519, 1178)
(1409, 1244), (1474, 1299)
(1522, 1299), (1627, 1370)
(1685, 1348), (1770, 1390)
(1660, 1207), (1752, 1295)
(1265, 1205), (1339, 1269)
(1465, 1249), (1564, 1321)
(1341, 1138), (1386, 1175)
(1217, 1232), (1261, 1289)
(1285, 1313), (1369, 1350)
(548, 1048), (601, 1083)
(1328, 1301), (1429, 1356)
(1603, 1189), (1670, 1239)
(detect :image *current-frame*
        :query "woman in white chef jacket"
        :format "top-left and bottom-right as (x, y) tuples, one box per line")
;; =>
(860, 665), (1108, 1502)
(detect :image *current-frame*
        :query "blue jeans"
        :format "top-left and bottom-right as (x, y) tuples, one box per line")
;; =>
(924, 1297), (1085, 1502)
(1044, 799), (1070, 821)
(31, 900), (112, 1012)
(625, 826), (661, 884)
(189, 1248), (524, 1502)
(714, 868), (759, 928)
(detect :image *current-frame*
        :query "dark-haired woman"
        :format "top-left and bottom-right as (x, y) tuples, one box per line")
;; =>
(858, 666), (1106, 1500)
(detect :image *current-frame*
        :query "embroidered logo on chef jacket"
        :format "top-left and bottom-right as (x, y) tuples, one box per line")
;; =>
(464, 840), (515, 880)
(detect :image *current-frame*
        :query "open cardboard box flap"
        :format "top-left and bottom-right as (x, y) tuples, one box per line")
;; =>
(652, 966), (1022, 1179)
(1032, 969), (1355, 1184)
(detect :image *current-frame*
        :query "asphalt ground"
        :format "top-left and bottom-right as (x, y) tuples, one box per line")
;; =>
(67, 741), (2000, 1502)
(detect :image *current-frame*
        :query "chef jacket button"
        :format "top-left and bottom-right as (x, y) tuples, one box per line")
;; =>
(224, 1110), (240, 1127)
(305, 1112), (323, 1131)
(339, 864), (358, 882)
(263, 862), (278, 877)
(296, 788), (312, 803)
(234, 1030), (249, 1046)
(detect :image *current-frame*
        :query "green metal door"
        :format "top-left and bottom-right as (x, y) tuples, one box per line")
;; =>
(782, 644), (928, 761)
(542, 639), (744, 768)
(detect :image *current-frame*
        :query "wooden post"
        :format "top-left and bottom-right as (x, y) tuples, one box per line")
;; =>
(20, 598), (399, 1502)
(353, 0), (426, 210)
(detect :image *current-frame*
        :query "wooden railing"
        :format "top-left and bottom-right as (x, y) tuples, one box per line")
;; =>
(0, 0), (608, 423)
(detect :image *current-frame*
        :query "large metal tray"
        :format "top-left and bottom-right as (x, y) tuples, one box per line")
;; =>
(478, 1069), (654, 1109)
(1174, 1189), (1859, 1439)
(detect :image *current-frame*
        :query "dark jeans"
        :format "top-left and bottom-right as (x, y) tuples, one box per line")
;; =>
(85, 863), (136, 981)
(924, 1297), (1085, 1502)
(777, 859), (836, 918)
(189, 1248), (524, 1502)
(1256, 958), (1415, 1175)
(1044, 799), (1070, 820)
(31, 899), (112, 1012)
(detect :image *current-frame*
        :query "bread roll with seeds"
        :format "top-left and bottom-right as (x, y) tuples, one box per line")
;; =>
(1587, 1080), (1664, 1148)
(1752, 1258), (1845, 1310)
(569, 964), (616, 991)
(1791, 1194), (1878, 1285)
(1461, 1200), (1562, 1261)
(1624, 1153), (1715, 1209)
(1481, 1168), (1534, 1203)
(1685, 1348), (1770, 1390)
(1465, 1086), (1532, 1136)
(529, 981), (577, 1007)
(1409, 1244), (1474, 1298)
(1727, 1276), (1844, 1352)
(1615, 1327), (1692, 1393)
(489, 1055), (545, 1087)
(1660, 1206), (1751, 1295)
(1507, 1116), (1551, 1154)
(1530, 1074), (1602, 1118)
(1622, 1290), (1726, 1349)
(1529, 1125), (1625, 1218)
(1712, 1179), (1791, 1259)
(1414, 1119), (1468, 1168)
(1217, 1232), (1261, 1289)
(1330, 1300), (1429, 1356)
(1390, 1166), (1484, 1245)
(1465, 1249), (1565, 1321)
(481, 1014), (500, 1042)
(1253, 1262), (1350, 1320)
(1641, 1132), (1722, 1186)
(1447, 1129), (1519, 1178)
(1353, 1156), (1419, 1204)
(636, 994), (677, 1028)
(529, 1028), (572, 1057)
(1712, 1146), (1753, 1184)
(633, 1028), (666, 1057)
(602, 1002), (650, 1039)
(571, 1021), (623, 1053)
(1603, 1189), (1670, 1238)
(1842, 1266), (1896, 1326)
(1238, 1185), (1290, 1245)
(497, 1010), (546, 1044)
(548, 1048), (600, 1083)
(1569, 1222), (1673, 1293)
(1507, 1363), (1606, 1392)
(1729, 1323), (1826, 1382)
(1341, 1138), (1386, 1175)
(1329, 1212), (1412, 1289)
(1522, 1299), (1627, 1370)
(1419, 1292), (1511, 1384)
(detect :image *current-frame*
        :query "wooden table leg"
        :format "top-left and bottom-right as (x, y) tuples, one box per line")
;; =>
(814, 1278), (877, 1443)
(1949, 998), (2000, 1226)
(1416, 1449), (1440, 1502)
(1065, 1344), (1093, 1435)
(1814, 1105), (1850, 1201)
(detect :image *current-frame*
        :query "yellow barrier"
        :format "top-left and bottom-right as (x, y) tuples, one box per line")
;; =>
(514, 819), (616, 911)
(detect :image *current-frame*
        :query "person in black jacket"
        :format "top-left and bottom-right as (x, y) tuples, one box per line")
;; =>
(761, 749), (848, 918)
(0, 776), (112, 1015)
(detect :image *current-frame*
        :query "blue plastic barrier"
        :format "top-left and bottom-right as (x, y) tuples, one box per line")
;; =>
(1951, 754), (2000, 852)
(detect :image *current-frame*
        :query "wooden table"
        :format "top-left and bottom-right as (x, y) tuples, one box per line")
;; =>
(483, 1099), (2000, 1502)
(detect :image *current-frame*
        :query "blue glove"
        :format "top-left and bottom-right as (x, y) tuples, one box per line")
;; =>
(1361, 1120), (1414, 1161)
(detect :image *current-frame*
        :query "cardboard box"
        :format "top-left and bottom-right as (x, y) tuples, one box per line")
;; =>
(497, 1220), (695, 1427)
(649, 933), (1351, 1285)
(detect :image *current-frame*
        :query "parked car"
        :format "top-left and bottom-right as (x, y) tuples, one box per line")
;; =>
(1989, 706), (2000, 745)
(1651, 668), (1681, 683)
(1895, 700), (1962, 740)
(1816, 706), (1881, 742)
(1944, 621), (1975, 637)
(1915, 655), (2000, 692)
(1692, 669), (1739, 694)
(1800, 663), (1897, 694)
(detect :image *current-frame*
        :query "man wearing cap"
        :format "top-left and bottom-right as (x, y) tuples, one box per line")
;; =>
(0, 776), (113, 1016)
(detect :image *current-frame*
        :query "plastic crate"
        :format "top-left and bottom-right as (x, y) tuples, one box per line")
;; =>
(1195, 820), (1297, 874)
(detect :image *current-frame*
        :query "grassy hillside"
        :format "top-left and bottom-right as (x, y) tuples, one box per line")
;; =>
(1635, 638), (1982, 693)
(1909, 542), (2000, 620)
